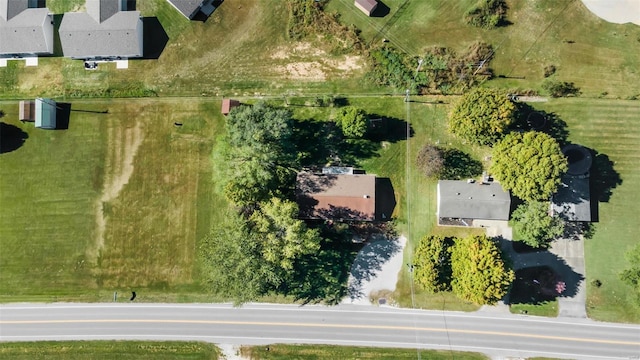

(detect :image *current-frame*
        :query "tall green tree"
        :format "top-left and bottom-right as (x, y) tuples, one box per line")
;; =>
(413, 235), (452, 293)
(448, 88), (516, 145)
(199, 214), (272, 304)
(250, 198), (322, 271)
(512, 201), (565, 248)
(450, 234), (514, 305)
(335, 106), (368, 138)
(222, 103), (298, 206)
(491, 131), (568, 201)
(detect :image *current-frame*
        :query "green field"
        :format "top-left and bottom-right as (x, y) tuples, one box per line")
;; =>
(327, 0), (640, 98)
(0, 341), (219, 359)
(241, 344), (488, 360)
(533, 98), (640, 323)
(0, 98), (222, 302)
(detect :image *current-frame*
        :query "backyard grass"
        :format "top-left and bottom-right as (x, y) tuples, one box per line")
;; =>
(530, 98), (640, 323)
(0, 341), (219, 359)
(240, 344), (488, 360)
(0, 98), (222, 302)
(326, 0), (640, 98)
(510, 302), (558, 317)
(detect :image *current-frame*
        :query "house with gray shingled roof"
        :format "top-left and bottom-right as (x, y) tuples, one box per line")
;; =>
(437, 180), (511, 226)
(166, 0), (216, 20)
(0, 0), (54, 57)
(59, 0), (143, 60)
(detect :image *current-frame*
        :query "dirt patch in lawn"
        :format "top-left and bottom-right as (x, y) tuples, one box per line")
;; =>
(91, 121), (144, 260)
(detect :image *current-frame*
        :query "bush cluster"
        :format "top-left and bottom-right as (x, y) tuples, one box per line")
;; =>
(464, 0), (508, 29)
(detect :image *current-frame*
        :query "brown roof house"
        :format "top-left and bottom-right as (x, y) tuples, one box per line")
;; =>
(437, 179), (511, 227)
(221, 98), (240, 116)
(355, 0), (378, 16)
(297, 170), (379, 221)
(0, 0), (54, 58)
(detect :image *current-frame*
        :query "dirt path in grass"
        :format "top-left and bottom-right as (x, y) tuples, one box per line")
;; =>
(90, 122), (144, 261)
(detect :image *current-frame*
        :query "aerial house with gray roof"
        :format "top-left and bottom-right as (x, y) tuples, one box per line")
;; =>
(0, 0), (54, 58)
(59, 0), (143, 60)
(437, 180), (511, 227)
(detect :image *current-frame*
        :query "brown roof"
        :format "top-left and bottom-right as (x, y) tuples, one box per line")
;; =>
(296, 172), (376, 221)
(19, 100), (34, 121)
(221, 98), (240, 115)
(355, 0), (377, 13)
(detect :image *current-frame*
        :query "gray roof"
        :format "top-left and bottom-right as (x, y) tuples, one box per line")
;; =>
(166, 0), (204, 19)
(0, 2), (53, 55)
(437, 180), (511, 221)
(87, 0), (123, 23)
(0, 0), (28, 20)
(59, 11), (142, 58)
(552, 175), (591, 221)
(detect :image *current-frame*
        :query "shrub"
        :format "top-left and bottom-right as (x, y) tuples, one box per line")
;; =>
(464, 0), (508, 29)
(542, 80), (581, 97)
(543, 64), (556, 78)
(416, 145), (444, 178)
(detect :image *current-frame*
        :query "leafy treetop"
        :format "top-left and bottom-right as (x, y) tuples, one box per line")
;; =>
(511, 201), (565, 248)
(491, 131), (568, 201)
(450, 234), (514, 305)
(449, 88), (516, 145)
(335, 106), (368, 138)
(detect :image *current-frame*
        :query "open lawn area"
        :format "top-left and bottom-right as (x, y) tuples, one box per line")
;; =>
(0, 98), (222, 302)
(241, 344), (488, 360)
(533, 98), (640, 323)
(0, 0), (372, 100)
(0, 341), (220, 359)
(326, 0), (640, 98)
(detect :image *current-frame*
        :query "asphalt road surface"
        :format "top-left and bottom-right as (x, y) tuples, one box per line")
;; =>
(1, 303), (639, 359)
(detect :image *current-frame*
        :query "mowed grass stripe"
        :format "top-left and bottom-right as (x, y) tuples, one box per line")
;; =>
(535, 98), (640, 323)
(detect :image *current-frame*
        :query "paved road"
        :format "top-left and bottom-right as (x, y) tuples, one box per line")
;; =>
(1, 303), (639, 359)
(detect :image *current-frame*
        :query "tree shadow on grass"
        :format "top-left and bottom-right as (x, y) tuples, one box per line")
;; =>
(440, 148), (482, 180)
(589, 150), (622, 222)
(0, 122), (28, 154)
(367, 115), (414, 143)
(513, 103), (569, 146)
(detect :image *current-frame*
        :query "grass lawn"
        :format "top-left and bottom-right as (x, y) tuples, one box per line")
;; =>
(0, 98), (222, 302)
(531, 98), (640, 323)
(240, 344), (488, 360)
(0, 341), (219, 359)
(0, 0), (374, 100)
(326, 0), (640, 98)
(510, 302), (558, 317)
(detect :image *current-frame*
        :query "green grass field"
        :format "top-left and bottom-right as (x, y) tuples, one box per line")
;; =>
(533, 98), (640, 323)
(326, 0), (640, 98)
(240, 344), (488, 360)
(0, 98), (222, 302)
(0, 341), (219, 359)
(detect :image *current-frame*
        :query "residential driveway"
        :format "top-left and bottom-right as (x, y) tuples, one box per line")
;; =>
(342, 235), (406, 305)
(479, 223), (587, 318)
(551, 236), (587, 318)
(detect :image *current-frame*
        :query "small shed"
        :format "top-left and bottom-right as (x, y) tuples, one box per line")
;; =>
(221, 98), (240, 116)
(355, 0), (378, 16)
(35, 98), (57, 129)
(19, 100), (35, 122)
